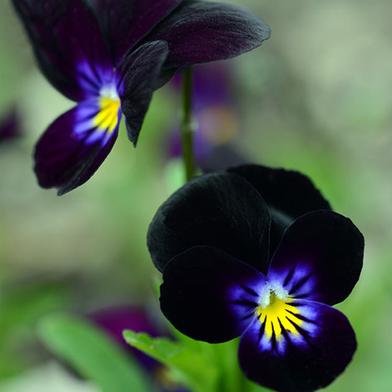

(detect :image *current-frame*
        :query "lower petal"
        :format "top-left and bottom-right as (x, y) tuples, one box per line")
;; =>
(160, 246), (267, 343)
(34, 101), (120, 195)
(238, 300), (356, 392)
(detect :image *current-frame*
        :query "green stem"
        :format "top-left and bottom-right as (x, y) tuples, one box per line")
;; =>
(180, 67), (196, 182)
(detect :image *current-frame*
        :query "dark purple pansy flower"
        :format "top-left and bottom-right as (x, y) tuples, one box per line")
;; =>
(13, 0), (270, 195)
(147, 165), (364, 391)
(167, 62), (241, 165)
(89, 306), (186, 391)
(0, 108), (22, 144)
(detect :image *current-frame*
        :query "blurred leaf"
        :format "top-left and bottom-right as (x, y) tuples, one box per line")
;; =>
(38, 314), (150, 392)
(124, 330), (217, 392)
(0, 283), (68, 338)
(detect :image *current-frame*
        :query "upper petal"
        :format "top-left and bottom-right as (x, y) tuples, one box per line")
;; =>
(239, 300), (357, 392)
(147, 172), (271, 273)
(160, 246), (267, 343)
(269, 211), (364, 305)
(12, 0), (110, 101)
(34, 99), (120, 195)
(84, 0), (183, 64)
(120, 41), (169, 146)
(228, 164), (331, 252)
(147, 0), (271, 76)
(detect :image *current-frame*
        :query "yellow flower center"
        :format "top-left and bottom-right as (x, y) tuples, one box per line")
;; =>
(256, 288), (303, 340)
(93, 86), (121, 133)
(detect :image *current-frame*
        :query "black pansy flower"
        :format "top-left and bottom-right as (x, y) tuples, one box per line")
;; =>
(13, 0), (270, 195)
(147, 165), (364, 391)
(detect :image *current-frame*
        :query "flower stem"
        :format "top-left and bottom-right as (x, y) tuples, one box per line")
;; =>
(181, 67), (196, 182)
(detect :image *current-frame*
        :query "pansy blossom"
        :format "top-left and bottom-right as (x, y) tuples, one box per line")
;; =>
(13, 0), (270, 195)
(147, 165), (364, 391)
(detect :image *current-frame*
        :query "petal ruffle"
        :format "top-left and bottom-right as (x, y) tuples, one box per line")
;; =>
(34, 101), (120, 195)
(120, 41), (169, 146)
(269, 211), (364, 305)
(228, 164), (331, 252)
(84, 0), (183, 64)
(239, 300), (356, 392)
(147, 172), (271, 273)
(12, 0), (110, 100)
(148, 0), (271, 75)
(160, 246), (267, 343)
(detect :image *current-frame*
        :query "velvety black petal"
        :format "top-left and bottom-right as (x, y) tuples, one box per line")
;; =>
(147, 172), (271, 272)
(34, 102), (120, 195)
(228, 164), (331, 252)
(269, 211), (364, 305)
(120, 41), (169, 146)
(147, 0), (271, 73)
(13, 0), (110, 101)
(228, 165), (331, 220)
(239, 300), (356, 392)
(84, 0), (183, 64)
(161, 246), (267, 343)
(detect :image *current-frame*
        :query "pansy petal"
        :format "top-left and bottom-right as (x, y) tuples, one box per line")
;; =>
(228, 164), (331, 252)
(147, 172), (271, 272)
(228, 165), (331, 220)
(148, 0), (271, 73)
(161, 246), (267, 343)
(239, 300), (356, 392)
(269, 211), (364, 305)
(84, 0), (183, 64)
(13, 0), (110, 100)
(34, 101), (120, 195)
(120, 41), (169, 146)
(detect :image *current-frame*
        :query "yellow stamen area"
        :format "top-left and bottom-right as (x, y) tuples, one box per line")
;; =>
(256, 294), (303, 339)
(94, 95), (120, 132)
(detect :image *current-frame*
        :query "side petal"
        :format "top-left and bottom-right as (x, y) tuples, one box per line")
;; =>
(228, 164), (331, 252)
(34, 101), (120, 195)
(120, 41), (169, 146)
(160, 246), (267, 343)
(239, 300), (357, 392)
(84, 0), (183, 64)
(12, 0), (110, 100)
(269, 211), (364, 305)
(147, 0), (271, 72)
(147, 172), (271, 273)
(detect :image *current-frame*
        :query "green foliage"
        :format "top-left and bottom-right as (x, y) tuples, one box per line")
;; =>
(124, 330), (217, 392)
(0, 283), (69, 379)
(124, 330), (269, 392)
(38, 314), (150, 392)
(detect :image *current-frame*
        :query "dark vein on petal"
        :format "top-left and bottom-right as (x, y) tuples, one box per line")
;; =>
(258, 319), (266, 343)
(239, 284), (259, 298)
(285, 309), (317, 325)
(289, 273), (312, 295)
(230, 299), (258, 307)
(283, 266), (296, 287)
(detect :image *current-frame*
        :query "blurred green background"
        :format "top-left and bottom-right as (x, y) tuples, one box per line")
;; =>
(1, 0), (391, 391)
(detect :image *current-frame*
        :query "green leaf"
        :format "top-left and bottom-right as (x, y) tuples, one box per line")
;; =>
(124, 330), (217, 392)
(38, 314), (150, 392)
(0, 283), (69, 344)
